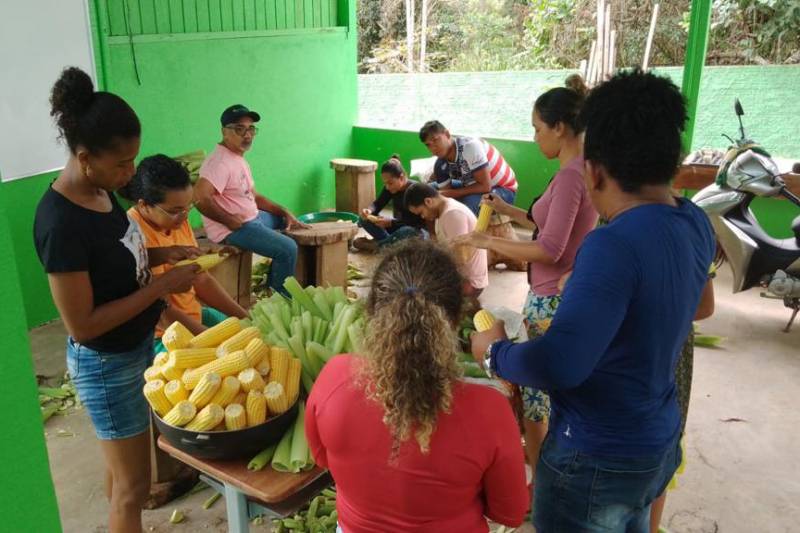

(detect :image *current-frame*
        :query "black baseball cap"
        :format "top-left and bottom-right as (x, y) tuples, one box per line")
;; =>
(220, 104), (261, 126)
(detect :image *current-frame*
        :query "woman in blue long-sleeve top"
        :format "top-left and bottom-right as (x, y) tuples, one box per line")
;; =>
(472, 69), (716, 533)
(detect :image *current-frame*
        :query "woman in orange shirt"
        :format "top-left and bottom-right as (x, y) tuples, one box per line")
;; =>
(120, 154), (248, 352)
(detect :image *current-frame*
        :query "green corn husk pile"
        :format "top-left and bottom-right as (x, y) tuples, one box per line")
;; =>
(271, 486), (339, 532)
(173, 150), (206, 184)
(251, 258), (273, 299)
(39, 372), (79, 423)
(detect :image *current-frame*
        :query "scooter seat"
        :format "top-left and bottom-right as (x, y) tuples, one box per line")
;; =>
(793, 214), (800, 245)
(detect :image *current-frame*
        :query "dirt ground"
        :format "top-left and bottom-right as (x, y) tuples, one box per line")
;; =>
(33, 250), (800, 532)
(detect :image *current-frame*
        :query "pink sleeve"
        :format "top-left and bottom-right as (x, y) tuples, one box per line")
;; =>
(481, 393), (529, 526)
(199, 155), (229, 194)
(537, 168), (585, 262)
(440, 210), (471, 240)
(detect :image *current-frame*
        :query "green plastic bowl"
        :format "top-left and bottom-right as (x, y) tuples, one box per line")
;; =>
(298, 211), (359, 224)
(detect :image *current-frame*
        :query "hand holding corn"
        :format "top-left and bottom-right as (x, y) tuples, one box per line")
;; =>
(470, 309), (508, 366)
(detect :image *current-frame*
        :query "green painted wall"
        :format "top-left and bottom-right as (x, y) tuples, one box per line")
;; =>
(358, 66), (800, 158)
(0, 203), (61, 531)
(0, 173), (61, 328)
(352, 126), (797, 239)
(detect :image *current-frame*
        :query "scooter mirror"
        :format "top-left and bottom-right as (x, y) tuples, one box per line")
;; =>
(735, 99), (744, 116)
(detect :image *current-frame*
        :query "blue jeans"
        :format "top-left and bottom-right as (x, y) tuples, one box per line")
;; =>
(67, 335), (154, 440)
(533, 432), (682, 533)
(459, 186), (516, 215)
(357, 219), (428, 246)
(225, 211), (297, 296)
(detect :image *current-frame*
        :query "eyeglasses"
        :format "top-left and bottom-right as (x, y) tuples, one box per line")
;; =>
(153, 203), (193, 219)
(225, 124), (259, 137)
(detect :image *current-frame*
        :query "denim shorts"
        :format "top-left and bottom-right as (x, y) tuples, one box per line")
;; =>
(533, 433), (682, 533)
(66, 335), (155, 440)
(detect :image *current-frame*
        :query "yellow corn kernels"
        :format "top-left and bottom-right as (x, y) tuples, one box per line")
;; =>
(238, 368), (266, 393)
(224, 404), (247, 431)
(170, 348), (217, 369)
(185, 404), (225, 432)
(232, 392), (247, 406)
(212, 420), (227, 432)
(162, 400), (196, 427)
(189, 317), (241, 349)
(475, 204), (494, 232)
(244, 338), (270, 367)
(255, 357), (271, 378)
(285, 358), (302, 405)
(264, 381), (290, 415)
(161, 357), (185, 381)
(187, 372), (222, 409)
(162, 321), (193, 351)
(246, 390), (267, 427)
(143, 379), (172, 417)
(153, 352), (169, 367)
(164, 379), (189, 405)
(269, 347), (290, 388)
(144, 366), (164, 382)
(182, 351), (250, 389)
(473, 309), (497, 332)
(209, 376), (241, 407)
(217, 327), (261, 357)
(175, 253), (226, 272)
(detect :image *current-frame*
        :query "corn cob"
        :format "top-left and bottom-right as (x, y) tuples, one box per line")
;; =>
(185, 404), (225, 432)
(144, 366), (164, 382)
(162, 321), (193, 351)
(208, 376), (240, 407)
(232, 392), (247, 406)
(170, 348), (217, 369)
(189, 317), (241, 349)
(244, 337), (269, 367)
(161, 357), (185, 381)
(164, 379), (189, 405)
(162, 400), (196, 427)
(187, 372), (222, 409)
(143, 380), (172, 417)
(153, 352), (169, 367)
(238, 368), (266, 393)
(473, 309), (497, 332)
(182, 351), (249, 389)
(475, 203), (494, 232)
(175, 253), (226, 272)
(217, 327), (261, 357)
(285, 358), (302, 405)
(224, 403), (247, 431)
(255, 357), (271, 378)
(246, 390), (267, 426)
(181, 368), (196, 390)
(263, 381), (289, 415)
(269, 347), (290, 388)
(212, 420), (227, 432)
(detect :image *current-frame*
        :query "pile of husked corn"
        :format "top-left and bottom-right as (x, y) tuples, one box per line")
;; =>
(143, 318), (301, 432)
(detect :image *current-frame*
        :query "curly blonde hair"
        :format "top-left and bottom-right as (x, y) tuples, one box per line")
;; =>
(361, 240), (464, 457)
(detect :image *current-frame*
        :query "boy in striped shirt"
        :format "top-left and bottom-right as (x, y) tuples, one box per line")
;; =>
(419, 120), (518, 214)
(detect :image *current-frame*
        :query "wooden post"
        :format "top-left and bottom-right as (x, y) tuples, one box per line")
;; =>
(643, 3), (660, 70)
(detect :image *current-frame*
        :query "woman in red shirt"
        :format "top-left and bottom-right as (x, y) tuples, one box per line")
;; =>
(305, 240), (527, 533)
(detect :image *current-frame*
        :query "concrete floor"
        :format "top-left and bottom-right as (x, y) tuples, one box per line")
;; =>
(33, 259), (799, 532)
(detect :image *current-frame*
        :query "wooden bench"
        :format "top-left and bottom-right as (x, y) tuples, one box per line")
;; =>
(331, 158), (377, 214)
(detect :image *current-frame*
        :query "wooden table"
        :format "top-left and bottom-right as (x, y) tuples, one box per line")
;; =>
(286, 222), (359, 288)
(158, 437), (331, 532)
(331, 158), (377, 214)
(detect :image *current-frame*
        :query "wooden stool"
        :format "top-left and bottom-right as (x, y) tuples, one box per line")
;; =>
(194, 230), (254, 308)
(331, 158), (378, 214)
(286, 222), (359, 288)
(486, 214), (527, 272)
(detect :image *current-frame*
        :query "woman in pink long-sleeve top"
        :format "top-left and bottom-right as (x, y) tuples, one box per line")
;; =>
(305, 240), (528, 533)
(455, 74), (599, 491)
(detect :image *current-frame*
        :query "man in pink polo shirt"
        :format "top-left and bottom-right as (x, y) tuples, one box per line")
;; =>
(194, 104), (306, 296)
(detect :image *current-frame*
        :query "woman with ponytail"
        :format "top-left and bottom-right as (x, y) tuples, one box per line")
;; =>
(455, 75), (598, 481)
(33, 67), (201, 532)
(305, 240), (527, 532)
